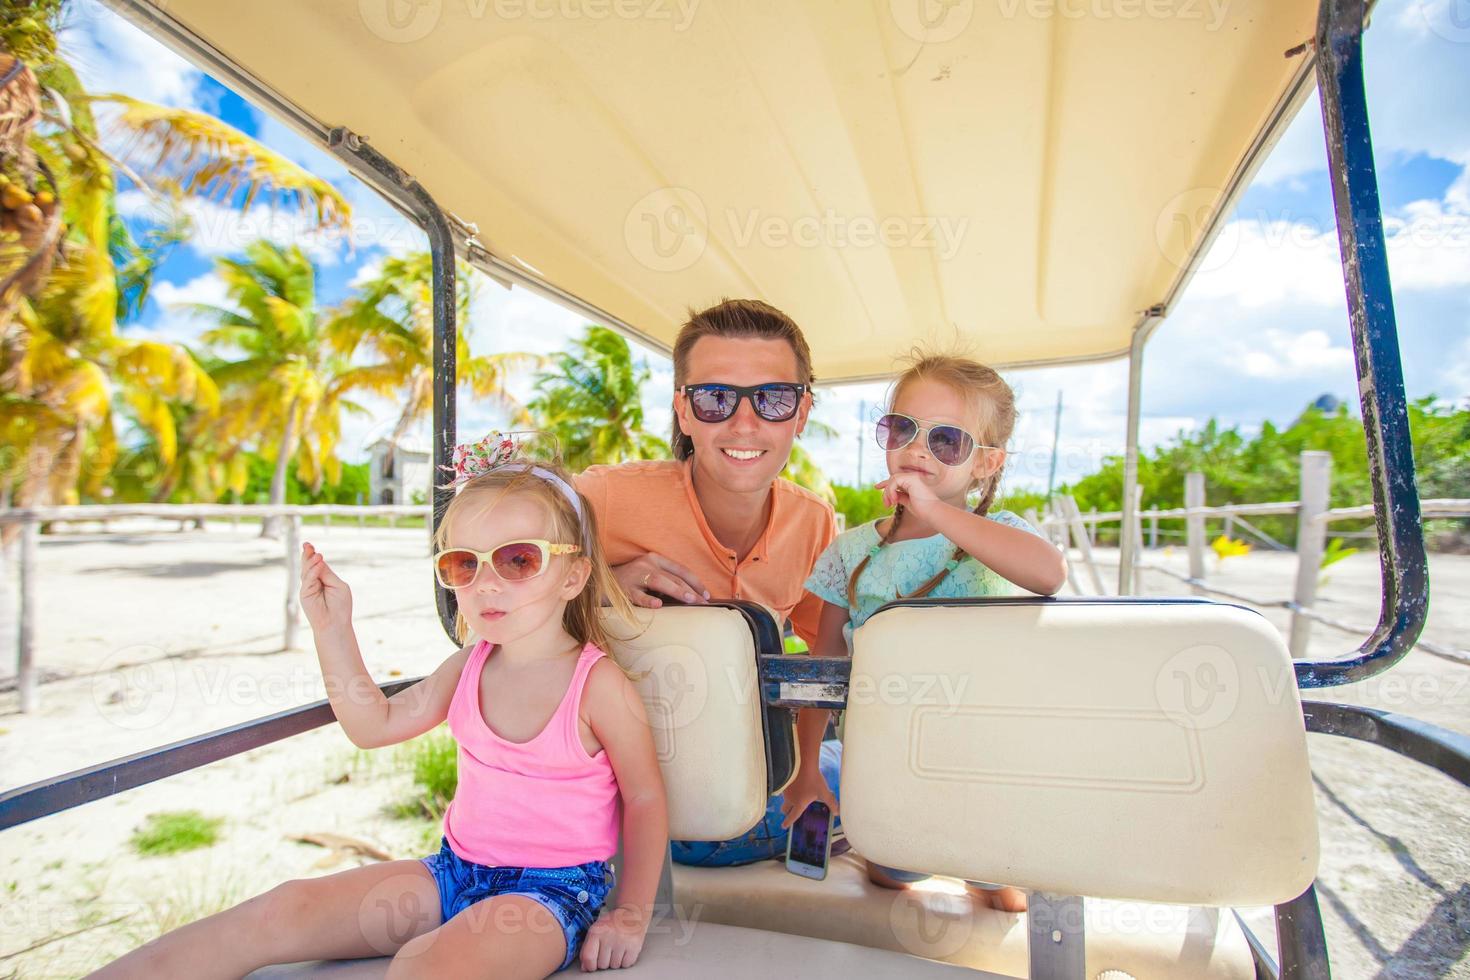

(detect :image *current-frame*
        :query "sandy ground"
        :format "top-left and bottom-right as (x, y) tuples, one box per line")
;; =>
(0, 522), (1466, 978)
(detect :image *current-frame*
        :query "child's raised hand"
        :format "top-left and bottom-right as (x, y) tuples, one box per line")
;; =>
(299, 542), (352, 632)
(875, 472), (941, 517)
(580, 904), (649, 971)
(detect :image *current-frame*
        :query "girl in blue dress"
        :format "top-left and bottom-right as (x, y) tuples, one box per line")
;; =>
(781, 352), (1067, 912)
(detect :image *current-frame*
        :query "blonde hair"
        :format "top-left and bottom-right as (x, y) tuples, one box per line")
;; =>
(670, 298), (815, 460)
(434, 461), (638, 651)
(846, 351), (1019, 607)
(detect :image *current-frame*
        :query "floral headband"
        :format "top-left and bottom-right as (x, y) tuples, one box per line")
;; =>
(446, 431), (585, 527)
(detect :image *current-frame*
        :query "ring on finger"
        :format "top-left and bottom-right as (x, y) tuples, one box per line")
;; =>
(641, 572), (651, 587)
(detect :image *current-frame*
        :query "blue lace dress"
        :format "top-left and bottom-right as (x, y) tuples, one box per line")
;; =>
(803, 510), (1045, 651)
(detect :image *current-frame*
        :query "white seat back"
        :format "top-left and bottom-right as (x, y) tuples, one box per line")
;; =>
(603, 604), (780, 842)
(838, 599), (1319, 907)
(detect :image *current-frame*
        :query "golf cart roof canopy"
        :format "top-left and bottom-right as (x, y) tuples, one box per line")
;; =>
(126, 0), (1317, 382)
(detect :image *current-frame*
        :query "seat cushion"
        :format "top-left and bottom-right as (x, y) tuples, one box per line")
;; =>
(244, 920), (995, 979)
(672, 852), (1255, 979)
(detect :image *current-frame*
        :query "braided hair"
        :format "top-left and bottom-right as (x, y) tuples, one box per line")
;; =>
(846, 353), (1017, 607)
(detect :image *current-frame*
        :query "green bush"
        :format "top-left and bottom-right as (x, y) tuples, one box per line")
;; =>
(1059, 398), (1468, 547)
(392, 727), (458, 820)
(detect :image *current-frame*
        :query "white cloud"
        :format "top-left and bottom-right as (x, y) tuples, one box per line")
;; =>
(1385, 195), (1470, 289)
(1238, 329), (1354, 380)
(151, 272), (230, 310)
(1184, 163), (1470, 309)
(60, 5), (209, 111)
(1188, 220), (1346, 308)
(152, 195), (417, 267)
(125, 272), (230, 346)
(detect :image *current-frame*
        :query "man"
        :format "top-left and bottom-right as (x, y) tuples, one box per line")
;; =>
(576, 298), (838, 865)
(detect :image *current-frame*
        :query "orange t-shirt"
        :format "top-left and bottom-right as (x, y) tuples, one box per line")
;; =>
(575, 460), (837, 646)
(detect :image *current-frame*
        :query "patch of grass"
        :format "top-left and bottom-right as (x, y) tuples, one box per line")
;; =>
(129, 811), (225, 857)
(390, 726), (458, 820)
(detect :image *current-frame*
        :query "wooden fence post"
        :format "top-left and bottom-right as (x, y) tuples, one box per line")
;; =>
(1130, 485), (1147, 594)
(1087, 507), (1097, 547)
(284, 515), (302, 651)
(1148, 509), (1159, 549)
(1185, 472), (1206, 596)
(1289, 452), (1333, 659)
(1058, 495), (1105, 596)
(17, 520), (38, 712)
(0, 533), (11, 704)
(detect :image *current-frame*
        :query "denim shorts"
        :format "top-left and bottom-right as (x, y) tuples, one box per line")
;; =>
(420, 838), (615, 970)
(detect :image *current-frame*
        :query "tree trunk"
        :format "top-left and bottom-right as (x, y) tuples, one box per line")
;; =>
(260, 395), (301, 539)
(382, 370), (431, 481)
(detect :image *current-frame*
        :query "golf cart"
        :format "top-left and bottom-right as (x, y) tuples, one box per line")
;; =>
(3, 0), (1464, 977)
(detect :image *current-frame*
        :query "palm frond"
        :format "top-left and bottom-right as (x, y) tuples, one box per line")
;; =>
(96, 95), (351, 230)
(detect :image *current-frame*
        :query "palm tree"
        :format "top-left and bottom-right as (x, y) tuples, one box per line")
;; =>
(528, 326), (668, 471)
(327, 252), (541, 478)
(782, 420), (837, 504)
(1, 2), (349, 517)
(191, 240), (363, 536)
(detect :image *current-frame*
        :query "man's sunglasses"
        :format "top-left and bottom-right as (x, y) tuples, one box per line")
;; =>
(433, 540), (580, 588)
(875, 412), (997, 467)
(680, 382), (807, 423)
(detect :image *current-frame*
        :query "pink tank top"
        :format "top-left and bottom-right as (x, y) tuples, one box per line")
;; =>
(443, 641), (621, 868)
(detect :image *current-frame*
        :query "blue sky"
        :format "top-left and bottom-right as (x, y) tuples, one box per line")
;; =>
(63, 1), (1469, 493)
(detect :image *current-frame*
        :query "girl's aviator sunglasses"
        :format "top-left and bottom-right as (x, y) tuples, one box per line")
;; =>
(680, 382), (807, 423)
(433, 540), (580, 588)
(875, 412), (997, 467)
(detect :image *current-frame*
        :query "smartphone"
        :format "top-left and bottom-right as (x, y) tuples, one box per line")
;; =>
(785, 800), (834, 880)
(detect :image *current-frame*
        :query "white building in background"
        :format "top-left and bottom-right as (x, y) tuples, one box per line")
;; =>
(367, 437), (432, 506)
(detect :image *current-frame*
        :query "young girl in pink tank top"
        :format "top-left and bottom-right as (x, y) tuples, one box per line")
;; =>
(90, 436), (667, 979)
